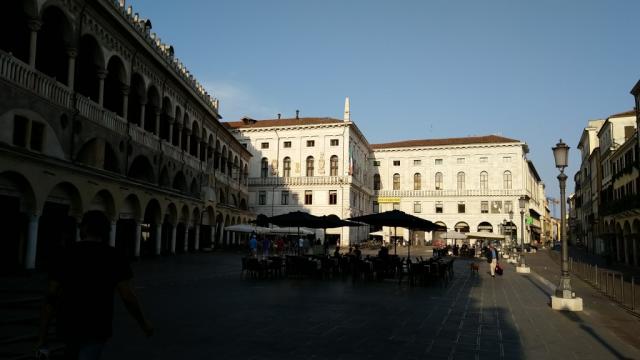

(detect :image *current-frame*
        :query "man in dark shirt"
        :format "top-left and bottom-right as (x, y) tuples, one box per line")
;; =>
(37, 211), (153, 359)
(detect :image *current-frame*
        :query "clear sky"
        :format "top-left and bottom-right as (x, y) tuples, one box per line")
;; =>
(131, 0), (640, 212)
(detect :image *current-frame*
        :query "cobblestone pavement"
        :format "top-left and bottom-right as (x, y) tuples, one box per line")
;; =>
(93, 252), (640, 360)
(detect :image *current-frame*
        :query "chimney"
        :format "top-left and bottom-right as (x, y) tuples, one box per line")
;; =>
(295, 110), (299, 119)
(277, 113), (281, 119)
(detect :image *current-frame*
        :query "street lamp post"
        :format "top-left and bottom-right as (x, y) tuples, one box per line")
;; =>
(551, 139), (582, 310)
(509, 210), (514, 247)
(518, 196), (528, 268)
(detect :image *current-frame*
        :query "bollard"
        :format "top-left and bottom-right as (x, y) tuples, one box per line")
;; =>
(632, 276), (636, 311)
(595, 265), (598, 286)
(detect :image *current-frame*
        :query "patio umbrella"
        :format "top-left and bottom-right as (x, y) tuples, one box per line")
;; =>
(266, 211), (325, 254)
(315, 214), (362, 254)
(349, 210), (443, 257)
(250, 214), (271, 227)
(224, 223), (271, 234)
(268, 226), (315, 235)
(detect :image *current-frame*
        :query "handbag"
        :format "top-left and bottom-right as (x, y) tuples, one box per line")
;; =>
(495, 263), (503, 276)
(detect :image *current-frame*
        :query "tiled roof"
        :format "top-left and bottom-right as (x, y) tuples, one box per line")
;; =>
(371, 135), (520, 149)
(224, 117), (344, 129)
(608, 110), (636, 119)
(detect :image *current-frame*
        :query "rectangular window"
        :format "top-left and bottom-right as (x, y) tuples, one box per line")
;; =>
(393, 202), (400, 211)
(393, 160), (400, 166)
(258, 191), (266, 205)
(480, 157), (488, 163)
(330, 139), (339, 146)
(435, 158), (443, 165)
(457, 158), (465, 164)
(30, 122), (44, 152)
(458, 202), (465, 213)
(242, 143), (248, 148)
(491, 201), (502, 214)
(435, 201), (443, 214)
(281, 191), (289, 205)
(504, 201), (513, 214)
(292, 193), (299, 203)
(373, 201), (379, 213)
(414, 201), (421, 213)
(329, 190), (337, 205)
(260, 142), (269, 149)
(306, 140), (315, 147)
(413, 159), (421, 166)
(283, 141), (292, 148)
(373, 161), (381, 166)
(13, 115), (28, 147)
(481, 201), (489, 214)
(304, 190), (313, 205)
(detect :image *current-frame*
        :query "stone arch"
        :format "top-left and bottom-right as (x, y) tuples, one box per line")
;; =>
(128, 155), (155, 183)
(478, 221), (493, 232)
(165, 202), (178, 226)
(104, 55), (129, 117)
(127, 72), (146, 125)
(35, 4), (73, 85)
(181, 113), (190, 151)
(42, 181), (83, 218)
(173, 171), (187, 192)
(454, 221), (470, 233)
(143, 198), (162, 225)
(87, 189), (116, 221)
(233, 156), (239, 180)
(190, 120), (200, 157)
(220, 145), (227, 174)
(76, 33), (105, 101)
(189, 177), (199, 195)
(121, 193), (142, 221)
(158, 166), (171, 188)
(0, 0), (35, 63)
(214, 140), (221, 170)
(239, 198), (247, 210)
(76, 138), (120, 173)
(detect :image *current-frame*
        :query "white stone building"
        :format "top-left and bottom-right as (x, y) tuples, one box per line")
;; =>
(224, 103), (372, 245)
(371, 136), (546, 246)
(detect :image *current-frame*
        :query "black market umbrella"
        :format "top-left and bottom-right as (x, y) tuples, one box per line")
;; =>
(348, 210), (444, 257)
(250, 214), (271, 227)
(266, 211), (324, 255)
(316, 214), (363, 254)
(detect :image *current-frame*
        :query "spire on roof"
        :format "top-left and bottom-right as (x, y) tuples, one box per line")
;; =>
(343, 97), (350, 122)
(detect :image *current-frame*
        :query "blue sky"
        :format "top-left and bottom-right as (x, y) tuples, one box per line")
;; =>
(131, 0), (640, 208)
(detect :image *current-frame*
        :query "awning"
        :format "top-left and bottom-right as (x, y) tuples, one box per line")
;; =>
(465, 232), (508, 240)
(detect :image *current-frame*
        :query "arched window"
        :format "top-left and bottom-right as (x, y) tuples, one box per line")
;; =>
(435, 172), (443, 190)
(306, 156), (314, 177)
(414, 173), (421, 190)
(373, 174), (381, 190)
(503, 170), (512, 189)
(261, 157), (269, 178)
(457, 172), (465, 190)
(330, 155), (339, 176)
(393, 173), (400, 190)
(283, 157), (291, 177)
(480, 171), (488, 190)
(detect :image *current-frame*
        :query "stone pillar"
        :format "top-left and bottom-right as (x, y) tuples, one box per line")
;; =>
(168, 117), (175, 143)
(66, 48), (77, 89)
(25, 214), (40, 270)
(109, 221), (117, 247)
(154, 108), (161, 135)
(624, 235), (630, 264)
(75, 220), (81, 242)
(155, 223), (162, 256)
(27, 19), (42, 68)
(134, 221), (142, 257)
(170, 224), (177, 253)
(176, 124), (183, 148)
(97, 69), (108, 107)
(617, 236), (622, 262)
(184, 226), (190, 252)
(194, 224), (200, 251)
(201, 141), (207, 162)
(121, 85), (130, 119)
(194, 136), (201, 159)
(139, 101), (147, 128)
(633, 235), (638, 266)
(185, 129), (191, 153)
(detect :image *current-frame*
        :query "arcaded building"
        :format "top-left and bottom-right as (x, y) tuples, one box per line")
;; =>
(0, 0), (251, 272)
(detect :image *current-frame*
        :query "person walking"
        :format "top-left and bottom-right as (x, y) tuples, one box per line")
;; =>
(37, 210), (153, 360)
(486, 243), (500, 278)
(248, 232), (258, 258)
